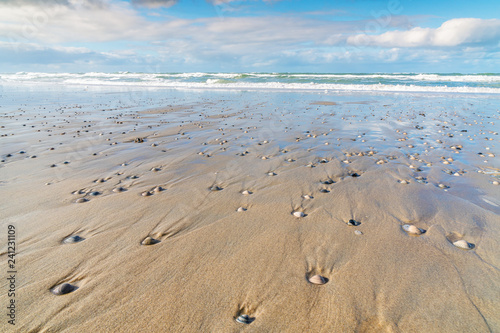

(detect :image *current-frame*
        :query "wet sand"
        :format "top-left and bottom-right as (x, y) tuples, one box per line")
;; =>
(1, 87), (499, 332)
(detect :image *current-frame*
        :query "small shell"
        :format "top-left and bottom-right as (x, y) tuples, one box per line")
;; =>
(321, 179), (334, 185)
(141, 236), (158, 245)
(241, 190), (252, 195)
(235, 314), (254, 324)
(141, 191), (152, 197)
(75, 198), (88, 203)
(303, 195), (313, 199)
(347, 219), (360, 226)
(210, 185), (222, 191)
(153, 186), (163, 193)
(319, 189), (330, 193)
(113, 187), (126, 193)
(63, 235), (83, 244)
(354, 230), (363, 235)
(237, 207), (247, 212)
(308, 275), (327, 285)
(402, 224), (422, 235)
(267, 172), (276, 176)
(293, 211), (305, 218)
(453, 239), (472, 250)
(52, 283), (76, 295)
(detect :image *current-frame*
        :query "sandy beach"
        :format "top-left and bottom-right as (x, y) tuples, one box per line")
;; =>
(1, 86), (499, 332)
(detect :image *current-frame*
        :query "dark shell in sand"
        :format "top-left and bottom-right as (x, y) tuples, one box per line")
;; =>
(52, 283), (76, 295)
(347, 219), (360, 226)
(235, 314), (255, 324)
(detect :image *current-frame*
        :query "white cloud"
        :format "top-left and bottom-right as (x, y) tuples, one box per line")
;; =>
(131, 0), (178, 8)
(348, 18), (500, 48)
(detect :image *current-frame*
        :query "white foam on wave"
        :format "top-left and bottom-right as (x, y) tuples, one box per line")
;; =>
(1, 72), (500, 94)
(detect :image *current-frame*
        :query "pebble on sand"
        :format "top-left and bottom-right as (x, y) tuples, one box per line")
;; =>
(75, 198), (88, 203)
(141, 191), (152, 197)
(453, 239), (474, 250)
(113, 187), (126, 193)
(241, 190), (252, 195)
(51, 283), (76, 295)
(293, 211), (305, 218)
(308, 275), (327, 285)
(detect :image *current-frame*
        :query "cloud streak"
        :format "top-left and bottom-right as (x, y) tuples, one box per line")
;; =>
(348, 18), (500, 48)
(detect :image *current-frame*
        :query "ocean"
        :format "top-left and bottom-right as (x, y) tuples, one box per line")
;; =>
(1, 72), (500, 94)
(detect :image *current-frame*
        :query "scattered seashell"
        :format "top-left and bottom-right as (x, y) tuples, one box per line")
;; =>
(350, 173), (360, 177)
(235, 314), (255, 324)
(286, 158), (295, 162)
(241, 190), (252, 195)
(308, 275), (327, 285)
(399, 180), (409, 184)
(347, 219), (360, 226)
(354, 230), (363, 235)
(89, 191), (100, 196)
(267, 172), (276, 176)
(113, 187), (126, 193)
(492, 181), (499, 185)
(141, 236), (159, 245)
(293, 211), (305, 218)
(75, 198), (88, 203)
(303, 195), (313, 199)
(210, 185), (223, 191)
(151, 167), (161, 172)
(319, 189), (330, 193)
(261, 156), (268, 160)
(453, 239), (473, 250)
(153, 186), (163, 193)
(402, 224), (423, 235)
(321, 179), (334, 185)
(237, 207), (247, 212)
(141, 191), (152, 197)
(52, 283), (76, 295)
(63, 235), (83, 244)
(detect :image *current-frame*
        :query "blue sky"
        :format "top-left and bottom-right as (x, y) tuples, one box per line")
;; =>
(0, 0), (499, 73)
